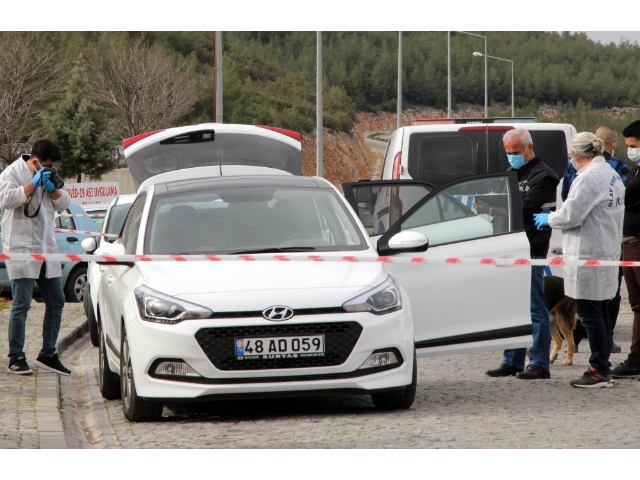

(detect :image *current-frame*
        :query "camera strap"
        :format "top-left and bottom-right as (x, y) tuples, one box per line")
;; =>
(23, 188), (46, 218)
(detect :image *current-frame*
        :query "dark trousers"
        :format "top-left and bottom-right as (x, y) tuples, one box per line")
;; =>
(575, 299), (612, 374)
(621, 242), (640, 365)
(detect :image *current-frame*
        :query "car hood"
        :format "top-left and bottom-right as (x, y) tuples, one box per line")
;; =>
(135, 260), (388, 310)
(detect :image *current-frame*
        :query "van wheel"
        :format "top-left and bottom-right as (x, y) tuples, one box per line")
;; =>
(371, 354), (417, 410)
(120, 328), (163, 422)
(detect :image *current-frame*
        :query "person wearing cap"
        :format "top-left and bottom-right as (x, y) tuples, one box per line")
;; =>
(0, 139), (72, 376)
(535, 132), (625, 388)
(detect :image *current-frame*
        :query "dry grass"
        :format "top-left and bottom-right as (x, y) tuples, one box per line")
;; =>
(0, 295), (11, 313)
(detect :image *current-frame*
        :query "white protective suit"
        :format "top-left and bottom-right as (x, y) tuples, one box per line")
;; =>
(0, 157), (70, 280)
(548, 156), (625, 300)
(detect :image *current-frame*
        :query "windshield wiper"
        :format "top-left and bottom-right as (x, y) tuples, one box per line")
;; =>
(229, 247), (317, 254)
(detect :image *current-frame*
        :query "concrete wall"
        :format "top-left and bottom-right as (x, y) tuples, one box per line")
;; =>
(81, 169), (136, 194)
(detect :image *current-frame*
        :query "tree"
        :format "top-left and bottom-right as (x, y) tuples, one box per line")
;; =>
(0, 33), (66, 167)
(83, 34), (201, 139)
(42, 64), (118, 182)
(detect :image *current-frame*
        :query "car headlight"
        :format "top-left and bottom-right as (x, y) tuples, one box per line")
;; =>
(134, 286), (213, 324)
(342, 276), (402, 315)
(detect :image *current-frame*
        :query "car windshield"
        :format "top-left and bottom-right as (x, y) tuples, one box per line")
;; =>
(145, 185), (367, 254)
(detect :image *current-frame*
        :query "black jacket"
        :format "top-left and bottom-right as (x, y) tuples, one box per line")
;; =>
(509, 156), (560, 257)
(624, 165), (640, 236)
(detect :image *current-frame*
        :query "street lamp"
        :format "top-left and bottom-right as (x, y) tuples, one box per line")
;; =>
(473, 52), (514, 117)
(447, 31), (487, 118)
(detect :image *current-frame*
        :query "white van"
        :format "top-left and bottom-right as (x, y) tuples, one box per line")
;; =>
(379, 118), (576, 184)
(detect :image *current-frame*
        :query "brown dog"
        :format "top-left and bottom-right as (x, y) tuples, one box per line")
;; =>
(545, 275), (579, 366)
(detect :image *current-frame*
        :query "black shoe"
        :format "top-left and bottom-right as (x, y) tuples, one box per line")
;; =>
(611, 342), (622, 354)
(35, 353), (71, 376)
(486, 363), (523, 377)
(516, 364), (551, 380)
(611, 361), (640, 379)
(7, 356), (34, 375)
(570, 368), (614, 388)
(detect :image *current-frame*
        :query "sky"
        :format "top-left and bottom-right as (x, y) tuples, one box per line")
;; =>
(582, 32), (640, 45)
(2, 1), (640, 34)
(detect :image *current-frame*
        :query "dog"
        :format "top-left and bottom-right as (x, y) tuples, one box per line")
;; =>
(545, 275), (579, 366)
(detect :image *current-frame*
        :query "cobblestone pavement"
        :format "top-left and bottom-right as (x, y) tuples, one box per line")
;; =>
(3, 287), (640, 451)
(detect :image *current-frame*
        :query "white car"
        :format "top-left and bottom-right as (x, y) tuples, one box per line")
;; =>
(84, 194), (136, 347)
(83, 165), (532, 422)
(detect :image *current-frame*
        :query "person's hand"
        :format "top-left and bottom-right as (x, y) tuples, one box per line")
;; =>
(44, 178), (57, 192)
(32, 168), (51, 188)
(472, 199), (489, 215)
(533, 213), (549, 230)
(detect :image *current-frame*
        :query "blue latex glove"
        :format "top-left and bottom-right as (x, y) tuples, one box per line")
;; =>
(32, 168), (51, 188)
(44, 179), (56, 192)
(533, 213), (549, 230)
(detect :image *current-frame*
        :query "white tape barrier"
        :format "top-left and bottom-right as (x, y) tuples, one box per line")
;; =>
(57, 213), (104, 218)
(0, 252), (639, 267)
(54, 228), (119, 238)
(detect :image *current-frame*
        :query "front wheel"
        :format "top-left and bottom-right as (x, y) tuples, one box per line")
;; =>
(99, 324), (121, 400)
(84, 286), (99, 347)
(120, 328), (163, 422)
(64, 265), (87, 303)
(371, 354), (417, 410)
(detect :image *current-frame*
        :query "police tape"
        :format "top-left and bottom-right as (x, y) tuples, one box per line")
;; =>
(57, 213), (104, 218)
(0, 252), (639, 267)
(54, 228), (119, 238)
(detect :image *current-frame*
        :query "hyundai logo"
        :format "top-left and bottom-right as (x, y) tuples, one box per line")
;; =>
(262, 306), (295, 322)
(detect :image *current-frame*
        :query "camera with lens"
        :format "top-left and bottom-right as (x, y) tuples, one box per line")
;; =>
(43, 167), (65, 190)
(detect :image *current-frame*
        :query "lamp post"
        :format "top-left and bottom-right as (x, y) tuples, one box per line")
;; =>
(473, 52), (514, 117)
(447, 31), (487, 118)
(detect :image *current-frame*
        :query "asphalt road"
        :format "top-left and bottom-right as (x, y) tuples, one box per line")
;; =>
(60, 288), (640, 450)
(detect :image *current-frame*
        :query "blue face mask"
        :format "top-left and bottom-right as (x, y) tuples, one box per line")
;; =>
(507, 154), (526, 169)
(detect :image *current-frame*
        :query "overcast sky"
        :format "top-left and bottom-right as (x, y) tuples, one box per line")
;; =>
(582, 31), (640, 45)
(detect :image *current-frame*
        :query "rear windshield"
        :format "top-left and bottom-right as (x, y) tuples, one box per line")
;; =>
(127, 132), (301, 188)
(407, 129), (568, 186)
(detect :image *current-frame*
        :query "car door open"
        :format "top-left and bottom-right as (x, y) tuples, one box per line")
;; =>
(343, 172), (533, 357)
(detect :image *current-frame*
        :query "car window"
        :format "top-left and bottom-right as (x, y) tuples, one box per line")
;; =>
(398, 176), (511, 246)
(120, 195), (146, 254)
(145, 186), (367, 255)
(55, 209), (75, 230)
(103, 203), (132, 243)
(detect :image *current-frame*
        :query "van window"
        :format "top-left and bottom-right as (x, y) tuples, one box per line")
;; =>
(407, 129), (568, 186)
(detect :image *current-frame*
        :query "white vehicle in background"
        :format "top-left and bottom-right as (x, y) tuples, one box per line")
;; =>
(83, 194), (135, 347)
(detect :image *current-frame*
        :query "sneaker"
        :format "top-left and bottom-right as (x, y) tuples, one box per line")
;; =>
(35, 353), (71, 376)
(486, 363), (523, 377)
(570, 368), (614, 388)
(611, 342), (622, 354)
(612, 361), (640, 378)
(7, 356), (34, 375)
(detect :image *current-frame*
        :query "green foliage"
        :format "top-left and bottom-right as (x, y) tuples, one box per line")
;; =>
(41, 64), (118, 181)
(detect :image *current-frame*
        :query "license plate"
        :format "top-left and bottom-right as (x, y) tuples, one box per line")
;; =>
(235, 335), (325, 359)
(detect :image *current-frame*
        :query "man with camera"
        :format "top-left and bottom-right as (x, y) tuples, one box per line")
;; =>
(0, 139), (72, 375)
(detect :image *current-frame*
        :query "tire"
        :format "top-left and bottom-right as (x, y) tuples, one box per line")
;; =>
(371, 353), (417, 410)
(64, 265), (87, 303)
(120, 328), (163, 422)
(84, 286), (99, 347)
(99, 324), (121, 400)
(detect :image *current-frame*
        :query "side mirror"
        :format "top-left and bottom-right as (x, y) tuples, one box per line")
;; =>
(379, 231), (429, 255)
(95, 241), (132, 267)
(81, 237), (98, 254)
